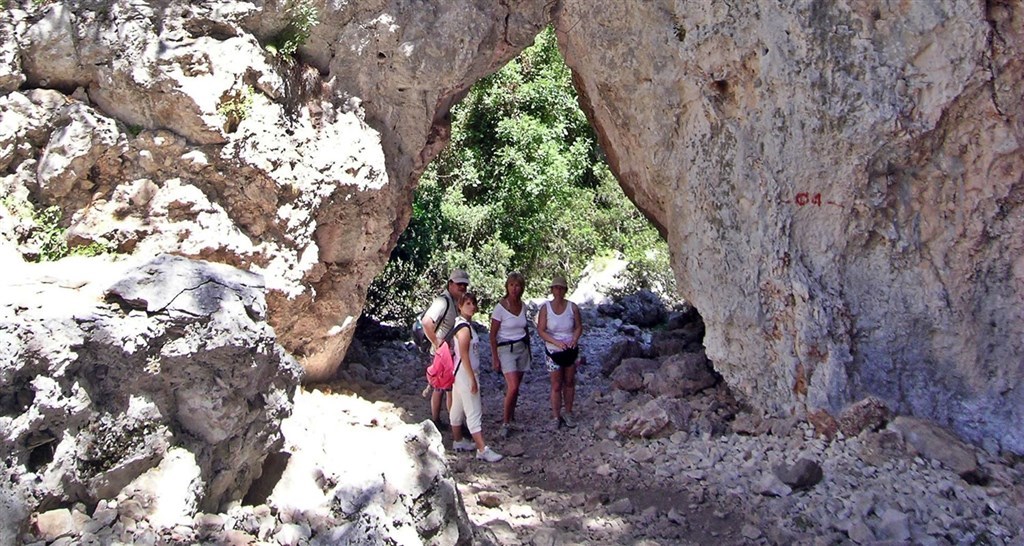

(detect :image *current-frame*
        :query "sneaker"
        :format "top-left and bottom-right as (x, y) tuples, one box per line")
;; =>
(552, 417), (564, 431)
(476, 446), (503, 462)
(452, 439), (476, 452)
(562, 412), (577, 428)
(499, 424), (512, 439)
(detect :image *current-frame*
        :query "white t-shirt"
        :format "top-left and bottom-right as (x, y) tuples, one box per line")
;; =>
(452, 317), (480, 374)
(491, 302), (528, 343)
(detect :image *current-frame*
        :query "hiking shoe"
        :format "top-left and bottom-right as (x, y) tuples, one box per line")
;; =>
(562, 412), (577, 428)
(476, 446), (503, 463)
(499, 424), (512, 439)
(452, 439), (476, 452)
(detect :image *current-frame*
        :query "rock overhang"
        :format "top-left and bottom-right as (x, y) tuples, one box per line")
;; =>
(0, 0), (1020, 455)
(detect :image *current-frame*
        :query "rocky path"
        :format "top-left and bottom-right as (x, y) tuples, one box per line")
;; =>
(339, 308), (1024, 546)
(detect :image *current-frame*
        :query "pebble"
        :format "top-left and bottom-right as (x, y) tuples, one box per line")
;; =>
(607, 498), (633, 515)
(846, 517), (875, 544)
(273, 523), (307, 546)
(741, 523), (762, 540)
(478, 494), (502, 508)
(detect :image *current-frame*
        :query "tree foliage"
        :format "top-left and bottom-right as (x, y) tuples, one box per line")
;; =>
(365, 27), (672, 322)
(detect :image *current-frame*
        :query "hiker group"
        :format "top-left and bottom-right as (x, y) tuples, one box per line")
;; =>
(418, 269), (584, 463)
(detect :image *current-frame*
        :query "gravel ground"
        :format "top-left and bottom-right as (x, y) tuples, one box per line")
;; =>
(342, 309), (1024, 546)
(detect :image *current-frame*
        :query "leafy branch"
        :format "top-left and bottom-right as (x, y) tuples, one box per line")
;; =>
(267, 0), (318, 58)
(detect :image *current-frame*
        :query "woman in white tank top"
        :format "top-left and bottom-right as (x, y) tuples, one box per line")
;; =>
(536, 275), (583, 429)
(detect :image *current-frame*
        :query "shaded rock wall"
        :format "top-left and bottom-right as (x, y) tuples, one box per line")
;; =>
(1, 0), (1021, 454)
(555, 0), (1023, 453)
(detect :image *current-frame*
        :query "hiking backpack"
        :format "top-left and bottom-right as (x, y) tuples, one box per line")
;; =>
(425, 322), (470, 390)
(411, 293), (451, 353)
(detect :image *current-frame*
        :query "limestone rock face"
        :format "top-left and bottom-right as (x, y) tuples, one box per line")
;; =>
(0, 0), (552, 383)
(555, 0), (1023, 454)
(0, 254), (300, 541)
(1, 0), (1021, 455)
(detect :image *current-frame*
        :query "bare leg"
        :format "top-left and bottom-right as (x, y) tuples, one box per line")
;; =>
(471, 431), (485, 451)
(550, 368), (564, 419)
(431, 389), (443, 423)
(502, 371), (523, 424)
(563, 364), (577, 414)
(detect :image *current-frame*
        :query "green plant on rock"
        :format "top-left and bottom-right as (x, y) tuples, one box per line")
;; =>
(1, 195), (30, 218)
(30, 205), (69, 262)
(218, 85), (254, 132)
(267, 0), (318, 58)
(73, 240), (118, 257)
(10, 202), (117, 262)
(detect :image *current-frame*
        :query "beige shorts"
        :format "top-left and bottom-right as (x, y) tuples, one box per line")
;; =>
(497, 340), (531, 373)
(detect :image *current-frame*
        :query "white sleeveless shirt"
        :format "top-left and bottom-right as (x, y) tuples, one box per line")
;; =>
(542, 300), (576, 351)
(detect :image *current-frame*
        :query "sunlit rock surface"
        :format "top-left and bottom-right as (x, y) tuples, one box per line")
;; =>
(0, 254), (300, 543)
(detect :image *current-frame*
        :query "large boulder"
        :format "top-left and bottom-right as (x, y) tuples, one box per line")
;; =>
(599, 337), (645, 377)
(0, 254), (301, 541)
(649, 321), (705, 358)
(266, 389), (476, 544)
(645, 351), (718, 398)
(619, 289), (667, 327)
(610, 358), (661, 392)
(889, 416), (981, 480)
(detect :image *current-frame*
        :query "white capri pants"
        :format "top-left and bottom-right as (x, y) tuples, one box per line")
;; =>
(449, 364), (482, 434)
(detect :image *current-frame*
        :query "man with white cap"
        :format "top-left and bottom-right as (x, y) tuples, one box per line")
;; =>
(422, 269), (470, 426)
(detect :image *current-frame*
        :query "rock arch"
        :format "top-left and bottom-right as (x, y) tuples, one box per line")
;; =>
(1, 0), (1020, 454)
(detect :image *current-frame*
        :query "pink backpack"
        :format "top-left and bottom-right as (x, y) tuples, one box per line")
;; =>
(425, 323), (469, 389)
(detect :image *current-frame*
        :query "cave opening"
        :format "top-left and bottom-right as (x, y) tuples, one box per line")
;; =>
(364, 26), (690, 333)
(346, 26), (726, 435)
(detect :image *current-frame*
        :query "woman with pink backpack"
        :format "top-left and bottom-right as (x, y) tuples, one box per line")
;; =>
(448, 292), (503, 462)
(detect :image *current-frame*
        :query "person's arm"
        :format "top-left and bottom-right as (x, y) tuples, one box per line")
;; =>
(570, 302), (583, 348)
(422, 316), (440, 349)
(457, 328), (478, 393)
(490, 315), (502, 372)
(422, 296), (447, 350)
